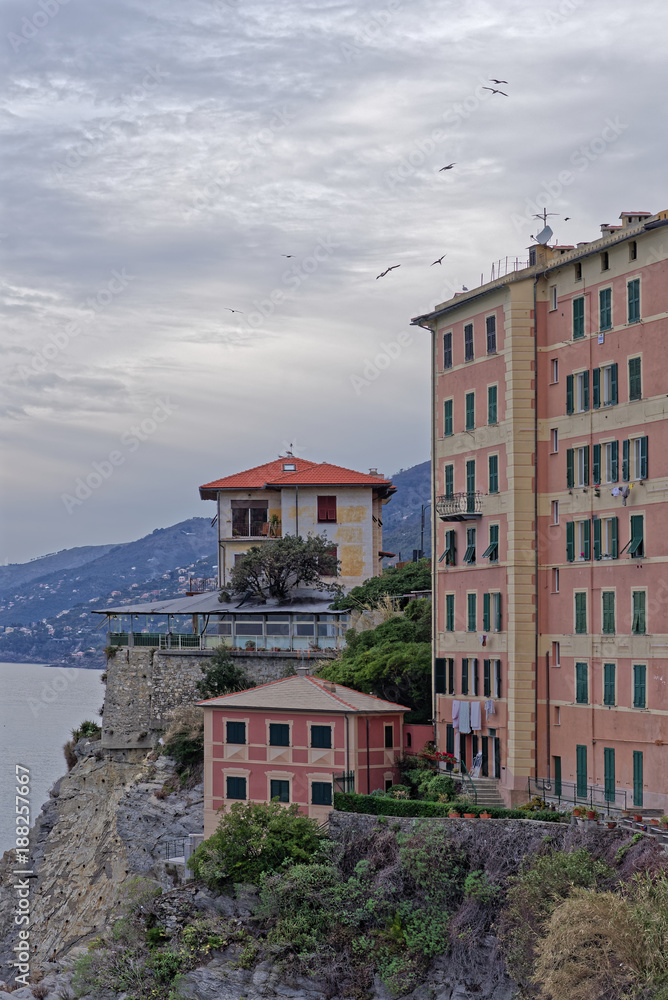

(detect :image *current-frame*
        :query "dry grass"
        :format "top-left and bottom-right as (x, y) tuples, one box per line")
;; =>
(162, 704), (203, 745)
(347, 595), (403, 632)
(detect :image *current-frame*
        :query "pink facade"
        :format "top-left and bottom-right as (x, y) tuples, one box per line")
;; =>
(417, 209), (668, 811)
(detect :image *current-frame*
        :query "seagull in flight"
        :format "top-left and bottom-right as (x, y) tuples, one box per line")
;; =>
(431, 255), (447, 266)
(564, 217), (571, 221)
(281, 254), (293, 258)
(439, 163), (455, 171)
(483, 87), (508, 96)
(489, 78), (508, 84)
(376, 265), (401, 279)
(225, 307), (244, 314)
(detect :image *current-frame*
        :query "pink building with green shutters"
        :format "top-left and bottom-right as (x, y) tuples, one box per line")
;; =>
(199, 674), (408, 835)
(414, 208), (668, 813)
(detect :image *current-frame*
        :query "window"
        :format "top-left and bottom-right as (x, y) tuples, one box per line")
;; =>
(471, 657), (479, 695)
(601, 516), (618, 559)
(483, 659), (491, 696)
(231, 501), (268, 537)
(627, 278), (640, 323)
(269, 723), (290, 747)
(632, 591), (646, 634)
(633, 664), (646, 709)
(311, 781), (332, 806)
(603, 663), (616, 706)
(551, 500), (559, 524)
(601, 250), (609, 271)
(283, 462), (296, 471)
(554, 755), (562, 795)
(311, 725), (332, 748)
(566, 521), (575, 561)
(601, 591), (615, 634)
(568, 445), (589, 487)
(604, 441), (618, 483)
(576, 745), (587, 798)
(573, 296), (585, 339)
(576, 371), (589, 411)
(622, 514), (644, 558)
(466, 460), (476, 501)
(464, 323), (474, 361)
(444, 464), (454, 497)
(467, 593), (477, 632)
(629, 240), (637, 261)
(631, 436), (648, 480)
(444, 399), (453, 436)
(317, 496), (337, 522)
(226, 775), (247, 799)
(463, 527), (476, 564)
(482, 593), (490, 632)
(465, 391), (475, 430)
(486, 315), (497, 353)
(604, 748), (615, 803)
(575, 592), (587, 634)
(270, 779), (290, 802)
(492, 592), (502, 631)
(599, 363), (618, 406)
(633, 751), (643, 807)
(488, 454), (499, 494)
(226, 721), (246, 744)
(445, 594), (455, 631)
(384, 724), (394, 748)
(482, 524), (499, 562)
(552, 641), (560, 667)
(443, 530), (456, 566)
(494, 659), (502, 698)
(549, 285), (557, 310)
(443, 332), (453, 369)
(577, 519), (591, 560)
(551, 428), (558, 453)
(575, 662), (588, 704)
(628, 357), (642, 400)
(435, 658), (447, 695)
(574, 262), (582, 281)
(461, 658), (469, 695)
(552, 567), (560, 593)
(487, 385), (498, 424)
(447, 658), (455, 695)
(551, 358), (559, 382)
(599, 288), (612, 330)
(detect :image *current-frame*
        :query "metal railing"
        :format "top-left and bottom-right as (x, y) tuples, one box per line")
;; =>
(334, 771), (356, 794)
(456, 760), (478, 806)
(528, 777), (629, 814)
(107, 632), (341, 653)
(435, 492), (484, 520)
(164, 838), (186, 861)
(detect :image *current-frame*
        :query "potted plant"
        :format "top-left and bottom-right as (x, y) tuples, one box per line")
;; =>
(244, 640), (256, 651)
(448, 809), (461, 818)
(649, 818), (660, 826)
(607, 820), (616, 829)
(463, 811), (477, 819)
(660, 815), (668, 829)
(633, 812), (644, 823)
(572, 807), (583, 818)
(586, 808), (599, 821)
(480, 811), (492, 819)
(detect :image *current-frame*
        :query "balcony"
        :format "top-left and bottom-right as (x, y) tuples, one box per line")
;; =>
(435, 492), (484, 521)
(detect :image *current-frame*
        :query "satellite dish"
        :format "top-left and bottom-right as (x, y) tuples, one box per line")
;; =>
(535, 225), (553, 245)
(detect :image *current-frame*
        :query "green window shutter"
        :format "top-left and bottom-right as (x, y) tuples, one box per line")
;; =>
(582, 518), (591, 559)
(593, 517), (602, 560)
(583, 371), (589, 410)
(445, 530), (456, 565)
(610, 516), (618, 558)
(604, 747), (615, 802)
(445, 594), (454, 631)
(566, 374), (574, 414)
(465, 392), (475, 430)
(632, 591), (646, 634)
(494, 593), (502, 632)
(622, 440), (630, 481)
(576, 662), (588, 703)
(444, 399), (453, 436)
(445, 464), (454, 497)
(575, 592), (587, 633)
(448, 658), (455, 695)
(592, 444), (601, 484)
(472, 657), (479, 696)
(576, 745), (587, 798)
(483, 659), (491, 697)
(639, 436), (648, 479)
(488, 454), (499, 494)
(628, 514), (644, 557)
(602, 591), (615, 634)
(446, 723), (455, 755)
(603, 664), (615, 706)
(566, 448), (574, 488)
(610, 363), (618, 404)
(461, 658), (469, 695)
(467, 593), (477, 632)
(583, 445), (590, 485)
(610, 441), (618, 482)
(554, 755), (562, 797)
(482, 593), (490, 632)
(628, 279), (640, 323)
(566, 521), (575, 562)
(488, 385), (497, 425)
(633, 664), (646, 708)
(573, 296), (585, 338)
(628, 357), (641, 400)
(466, 460), (475, 495)
(599, 288), (612, 330)
(435, 657), (447, 695)
(633, 751), (643, 807)
(592, 368), (600, 408)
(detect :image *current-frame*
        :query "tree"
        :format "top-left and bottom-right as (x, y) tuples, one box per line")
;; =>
(196, 647), (254, 699)
(229, 534), (341, 601)
(330, 559), (431, 611)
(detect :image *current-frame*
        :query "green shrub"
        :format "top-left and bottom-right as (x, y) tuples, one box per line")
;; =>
(463, 870), (499, 904)
(196, 648), (254, 700)
(333, 791), (567, 822)
(188, 800), (324, 888)
(71, 720), (102, 742)
(161, 706), (204, 774)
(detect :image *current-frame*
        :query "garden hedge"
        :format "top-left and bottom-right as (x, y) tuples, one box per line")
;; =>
(333, 792), (568, 823)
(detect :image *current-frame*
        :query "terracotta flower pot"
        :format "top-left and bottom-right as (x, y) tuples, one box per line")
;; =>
(586, 811), (597, 820)
(650, 818), (659, 826)
(607, 822), (616, 829)
(633, 814), (644, 822)
(463, 812), (477, 819)
(449, 811), (461, 818)
(480, 812), (492, 819)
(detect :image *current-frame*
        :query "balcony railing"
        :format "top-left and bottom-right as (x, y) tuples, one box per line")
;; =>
(107, 632), (341, 653)
(435, 492), (484, 521)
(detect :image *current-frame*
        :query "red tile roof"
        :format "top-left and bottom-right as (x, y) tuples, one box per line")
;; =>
(200, 458), (393, 498)
(200, 457), (318, 492)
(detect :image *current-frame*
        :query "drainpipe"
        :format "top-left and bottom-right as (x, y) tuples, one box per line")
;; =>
(545, 651), (551, 780)
(345, 714), (350, 782)
(429, 321), (438, 746)
(533, 276), (539, 779)
(366, 717), (371, 794)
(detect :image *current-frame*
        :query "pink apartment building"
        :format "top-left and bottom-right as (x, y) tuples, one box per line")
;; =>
(199, 674), (408, 835)
(413, 209), (668, 812)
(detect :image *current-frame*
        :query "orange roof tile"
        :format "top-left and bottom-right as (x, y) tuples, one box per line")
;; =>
(200, 458), (393, 498)
(200, 457), (318, 493)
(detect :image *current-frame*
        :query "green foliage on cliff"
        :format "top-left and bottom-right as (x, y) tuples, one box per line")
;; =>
(330, 559), (431, 611)
(196, 647), (254, 700)
(188, 800), (324, 887)
(333, 791), (568, 822)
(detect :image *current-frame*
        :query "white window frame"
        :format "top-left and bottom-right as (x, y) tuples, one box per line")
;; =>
(602, 364), (615, 405)
(551, 500), (559, 525)
(602, 517), (615, 558)
(575, 446), (587, 487)
(551, 428), (558, 453)
(549, 286), (558, 310)
(552, 641), (560, 667)
(631, 437), (644, 480)
(577, 519), (588, 560)
(551, 358), (559, 383)
(552, 567), (560, 593)
(576, 372), (587, 412)
(604, 442), (615, 484)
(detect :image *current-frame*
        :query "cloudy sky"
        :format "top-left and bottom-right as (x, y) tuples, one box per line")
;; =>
(2, 0), (666, 563)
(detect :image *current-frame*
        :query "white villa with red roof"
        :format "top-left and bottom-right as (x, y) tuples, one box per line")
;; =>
(199, 453), (396, 591)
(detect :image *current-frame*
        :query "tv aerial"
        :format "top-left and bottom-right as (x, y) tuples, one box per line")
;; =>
(534, 225), (554, 245)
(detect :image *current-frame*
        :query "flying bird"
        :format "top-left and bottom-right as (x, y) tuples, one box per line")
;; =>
(489, 78), (508, 84)
(376, 265), (401, 279)
(564, 217), (571, 221)
(439, 163), (455, 171)
(225, 308), (244, 313)
(281, 254), (293, 258)
(431, 255), (447, 266)
(483, 87), (508, 96)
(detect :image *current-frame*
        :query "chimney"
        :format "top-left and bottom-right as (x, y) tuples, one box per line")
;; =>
(322, 680), (336, 693)
(368, 468), (382, 477)
(296, 664), (311, 676)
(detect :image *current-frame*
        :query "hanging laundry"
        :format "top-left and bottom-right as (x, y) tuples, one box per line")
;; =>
(459, 700), (471, 734)
(452, 700), (460, 730)
(484, 699), (496, 719)
(470, 701), (482, 731)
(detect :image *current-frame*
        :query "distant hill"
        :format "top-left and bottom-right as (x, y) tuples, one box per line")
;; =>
(382, 460), (431, 560)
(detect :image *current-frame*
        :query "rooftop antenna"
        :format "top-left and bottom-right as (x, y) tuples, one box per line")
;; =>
(533, 208), (558, 227)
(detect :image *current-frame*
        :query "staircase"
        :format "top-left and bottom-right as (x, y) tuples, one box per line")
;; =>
(469, 778), (506, 809)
